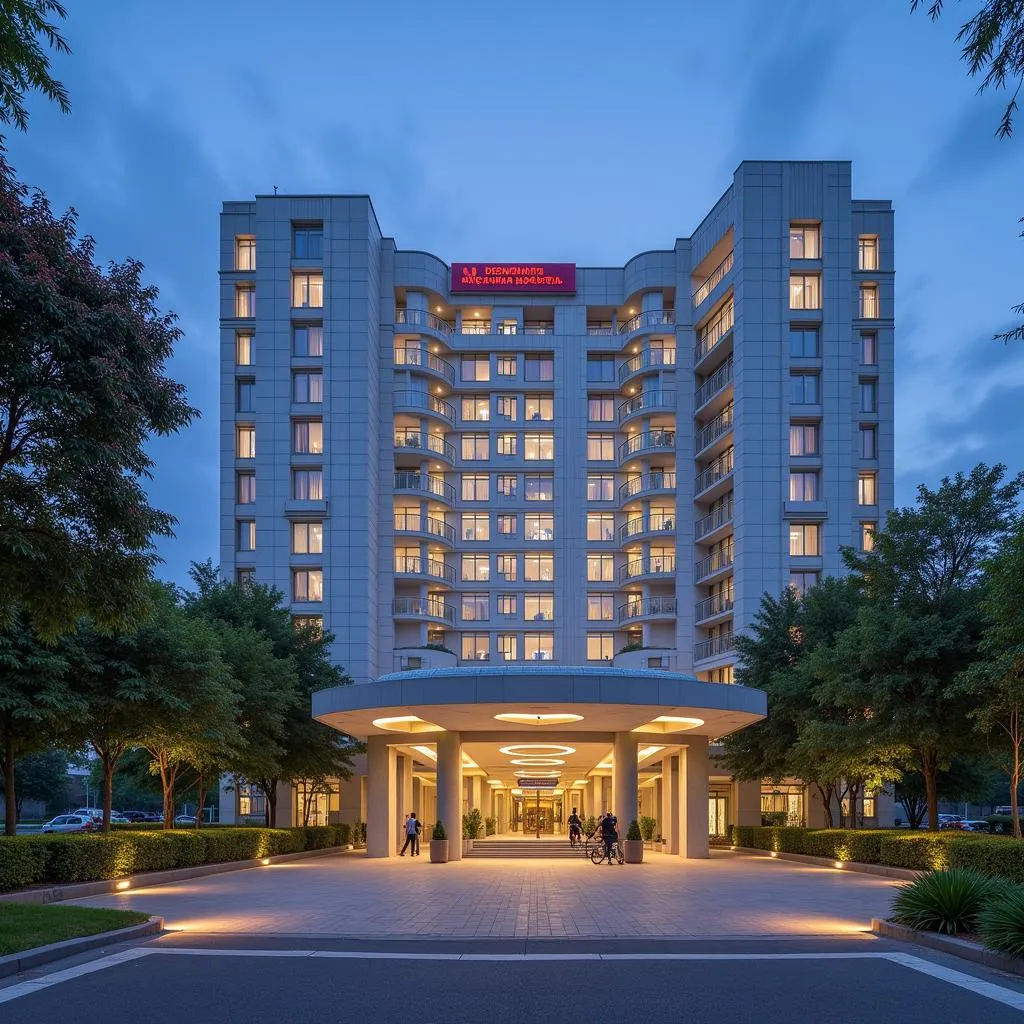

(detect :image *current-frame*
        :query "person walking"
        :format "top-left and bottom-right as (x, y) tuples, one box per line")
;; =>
(400, 812), (421, 856)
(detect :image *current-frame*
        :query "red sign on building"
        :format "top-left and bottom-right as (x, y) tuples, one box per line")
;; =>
(451, 262), (576, 294)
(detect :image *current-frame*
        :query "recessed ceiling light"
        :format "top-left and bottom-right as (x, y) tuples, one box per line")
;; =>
(632, 716), (706, 734)
(509, 758), (565, 766)
(493, 713), (583, 726)
(499, 744), (576, 756)
(372, 715), (444, 734)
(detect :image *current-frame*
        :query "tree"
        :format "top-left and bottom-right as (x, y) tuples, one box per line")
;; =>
(895, 758), (997, 826)
(0, 158), (197, 641)
(0, 0), (69, 133)
(0, 747), (68, 816)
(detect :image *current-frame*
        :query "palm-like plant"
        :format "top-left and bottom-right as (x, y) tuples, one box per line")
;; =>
(891, 869), (1004, 935)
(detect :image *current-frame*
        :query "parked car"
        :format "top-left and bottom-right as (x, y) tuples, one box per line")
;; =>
(72, 807), (115, 819)
(961, 820), (993, 832)
(41, 814), (94, 833)
(109, 814), (131, 825)
(121, 811), (150, 822)
(174, 815), (196, 826)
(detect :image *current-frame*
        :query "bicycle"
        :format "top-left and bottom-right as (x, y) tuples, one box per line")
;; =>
(590, 837), (624, 865)
(569, 823), (583, 847)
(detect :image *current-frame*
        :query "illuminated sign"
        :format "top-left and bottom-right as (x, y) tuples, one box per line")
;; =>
(451, 262), (576, 294)
(516, 778), (559, 789)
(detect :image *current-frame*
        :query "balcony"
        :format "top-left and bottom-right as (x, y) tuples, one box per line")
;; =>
(393, 429), (456, 466)
(587, 323), (614, 336)
(617, 346), (677, 384)
(694, 449), (734, 498)
(612, 647), (678, 671)
(619, 471), (677, 502)
(393, 471), (457, 506)
(694, 301), (735, 370)
(618, 390), (676, 425)
(392, 597), (456, 625)
(617, 309), (676, 338)
(694, 501), (734, 541)
(395, 308), (454, 339)
(394, 554), (456, 586)
(393, 390), (455, 424)
(694, 631), (735, 662)
(692, 251), (734, 308)
(393, 345), (455, 385)
(694, 592), (734, 625)
(694, 358), (733, 414)
(393, 511), (456, 547)
(617, 596), (678, 623)
(619, 513), (676, 543)
(618, 429), (676, 462)
(618, 554), (676, 582)
(694, 549), (734, 583)
(695, 404), (734, 456)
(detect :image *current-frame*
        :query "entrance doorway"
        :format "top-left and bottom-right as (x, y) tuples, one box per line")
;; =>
(511, 793), (564, 835)
(708, 793), (729, 837)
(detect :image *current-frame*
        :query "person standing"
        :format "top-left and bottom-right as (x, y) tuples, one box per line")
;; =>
(599, 811), (618, 864)
(400, 812), (421, 856)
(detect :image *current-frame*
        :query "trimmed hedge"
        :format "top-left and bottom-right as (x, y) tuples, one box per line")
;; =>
(802, 829), (887, 864)
(948, 836), (1024, 884)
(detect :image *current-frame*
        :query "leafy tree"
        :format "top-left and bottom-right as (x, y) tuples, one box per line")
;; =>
(895, 758), (998, 826)
(0, 0), (69, 133)
(0, 747), (68, 816)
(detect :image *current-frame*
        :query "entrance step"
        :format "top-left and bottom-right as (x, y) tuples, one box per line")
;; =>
(465, 839), (588, 859)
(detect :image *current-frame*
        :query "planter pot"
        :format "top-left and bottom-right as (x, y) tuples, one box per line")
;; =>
(429, 839), (449, 863)
(652, 842), (664, 854)
(462, 838), (473, 854)
(623, 839), (644, 864)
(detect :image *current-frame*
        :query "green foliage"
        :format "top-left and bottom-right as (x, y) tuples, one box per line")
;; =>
(639, 816), (658, 841)
(801, 829), (887, 864)
(0, 903), (149, 956)
(878, 833), (961, 871)
(978, 885), (1024, 956)
(947, 835), (1024, 883)
(732, 826), (810, 853)
(584, 815), (596, 835)
(626, 819), (642, 841)
(891, 868), (1004, 935)
(3, 748), (69, 815)
(0, 0), (70, 132)
(432, 820), (447, 841)
(484, 817), (496, 836)
(462, 809), (482, 840)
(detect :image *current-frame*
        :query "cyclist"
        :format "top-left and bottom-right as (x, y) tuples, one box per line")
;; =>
(599, 811), (619, 864)
(567, 807), (583, 846)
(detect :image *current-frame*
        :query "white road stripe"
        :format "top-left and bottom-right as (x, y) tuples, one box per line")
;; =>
(888, 952), (1024, 1013)
(0, 948), (152, 1005)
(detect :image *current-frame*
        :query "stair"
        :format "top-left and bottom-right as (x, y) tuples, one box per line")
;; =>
(464, 838), (588, 859)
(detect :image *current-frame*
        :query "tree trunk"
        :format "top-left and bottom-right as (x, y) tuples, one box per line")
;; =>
(3, 729), (16, 837)
(267, 784), (277, 828)
(102, 756), (113, 833)
(813, 783), (834, 828)
(195, 772), (206, 830)
(920, 749), (940, 830)
(1011, 712), (1022, 840)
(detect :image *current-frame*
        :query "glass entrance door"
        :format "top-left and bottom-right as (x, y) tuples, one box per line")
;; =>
(512, 794), (564, 834)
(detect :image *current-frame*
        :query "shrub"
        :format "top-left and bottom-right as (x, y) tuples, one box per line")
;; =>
(978, 884), (1024, 956)
(761, 811), (788, 827)
(891, 869), (1006, 935)
(986, 815), (1015, 836)
(484, 817), (497, 837)
(0, 837), (47, 891)
(733, 825), (811, 853)
(639, 816), (658, 841)
(626, 820), (642, 841)
(299, 826), (337, 851)
(334, 823), (352, 845)
(802, 829), (887, 864)
(948, 836), (1024, 884)
(463, 809), (483, 840)
(878, 833), (963, 871)
(432, 820), (447, 841)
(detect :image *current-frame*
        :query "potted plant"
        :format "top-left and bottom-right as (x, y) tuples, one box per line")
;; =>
(462, 808), (482, 853)
(430, 820), (449, 863)
(623, 819), (644, 863)
(640, 816), (658, 846)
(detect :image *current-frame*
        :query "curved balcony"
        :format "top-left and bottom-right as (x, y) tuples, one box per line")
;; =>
(393, 511), (456, 547)
(692, 251), (733, 308)
(617, 596), (678, 624)
(392, 596), (456, 625)
(393, 389), (455, 425)
(695, 404), (734, 457)
(694, 449), (735, 499)
(694, 300), (735, 371)
(618, 471), (677, 503)
(394, 554), (456, 586)
(617, 554), (676, 583)
(694, 358), (733, 415)
(695, 500), (734, 542)
(395, 308), (454, 343)
(694, 631), (735, 662)
(694, 592), (734, 625)
(617, 309), (676, 340)
(617, 346), (677, 385)
(618, 390), (676, 425)
(618, 429), (676, 463)
(394, 471), (456, 506)
(694, 549), (734, 584)
(618, 513), (676, 544)
(393, 429), (456, 466)
(393, 345), (456, 385)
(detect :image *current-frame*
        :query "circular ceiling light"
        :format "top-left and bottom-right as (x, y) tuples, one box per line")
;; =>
(631, 716), (705, 734)
(514, 769), (561, 777)
(493, 713), (583, 726)
(499, 744), (576, 757)
(509, 758), (565, 766)
(372, 715), (445, 733)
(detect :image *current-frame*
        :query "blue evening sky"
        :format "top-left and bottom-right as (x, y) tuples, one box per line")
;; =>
(7, 0), (1024, 584)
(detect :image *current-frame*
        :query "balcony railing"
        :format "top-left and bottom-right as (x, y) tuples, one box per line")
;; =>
(694, 300), (735, 364)
(618, 471), (677, 501)
(694, 631), (735, 661)
(393, 390), (455, 423)
(692, 251), (734, 306)
(395, 308), (454, 336)
(457, 323), (491, 335)
(694, 593), (734, 623)
(695, 500), (734, 540)
(618, 429), (676, 461)
(394, 555), (456, 585)
(617, 346), (677, 382)
(694, 548), (735, 582)
(695, 358), (733, 410)
(618, 390), (676, 422)
(619, 513), (676, 542)
(617, 309), (676, 335)
(696, 404), (734, 454)
(695, 448), (735, 495)
(393, 345), (456, 384)
(393, 429), (456, 463)
(393, 471), (457, 504)
(393, 511), (456, 546)
(524, 323), (554, 335)
(392, 597), (456, 624)
(618, 555), (676, 581)
(587, 324), (614, 335)
(617, 596), (678, 623)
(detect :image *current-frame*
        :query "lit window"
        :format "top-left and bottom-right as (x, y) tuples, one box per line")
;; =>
(860, 379), (878, 413)
(524, 354), (554, 381)
(587, 634), (613, 661)
(292, 522), (324, 554)
(292, 615), (323, 635)
(788, 327), (819, 358)
(524, 594), (554, 621)
(860, 426), (877, 459)
(497, 514), (517, 535)
(588, 396), (614, 422)
(496, 395), (517, 421)
(237, 472), (256, 504)
(789, 523), (820, 556)
(790, 373), (819, 404)
(461, 474), (490, 501)
(292, 420), (324, 454)
(788, 571), (818, 595)
(524, 554), (554, 582)
(587, 474), (615, 501)
(293, 372), (324, 403)
(235, 285), (255, 318)
(859, 284), (879, 319)
(860, 332), (878, 366)
(524, 394), (553, 421)
(586, 355), (615, 382)
(237, 520), (256, 552)
(292, 273), (323, 309)
(587, 553), (614, 582)
(789, 424), (819, 456)
(524, 633), (554, 661)
(524, 514), (554, 541)
(237, 568), (255, 586)
(462, 514), (489, 541)
(461, 355), (490, 382)
(496, 355), (517, 376)
(587, 594), (614, 621)
(860, 522), (877, 552)
(789, 274), (821, 310)
(294, 325), (324, 357)
(497, 432), (517, 456)
(497, 594), (517, 616)
(236, 379), (255, 412)
(292, 469), (323, 500)
(586, 514), (614, 541)
(461, 593), (489, 622)
(587, 434), (615, 461)
(236, 425), (256, 459)
(292, 569), (323, 602)
(235, 332), (254, 366)
(789, 472), (818, 502)
(858, 472), (877, 506)
(858, 235), (879, 271)
(497, 554), (517, 581)
(462, 634), (490, 661)
(462, 397), (490, 422)
(789, 223), (821, 259)
(497, 474), (517, 498)
(235, 236), (256, 271)
(524, 433), (554, 460)
(524, 474), (553, 501)
(501, 321), (520, 336)
(461, 554), (490, 582)
(293, 226), (323, 259)
(497, 634), (518, 661)
(461, 434), (489, 461)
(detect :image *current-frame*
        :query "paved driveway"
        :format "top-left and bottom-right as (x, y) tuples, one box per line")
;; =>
(69, 850), (900, 938)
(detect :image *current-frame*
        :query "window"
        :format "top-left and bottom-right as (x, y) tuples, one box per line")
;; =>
(497, 432), (517, 456)
(292, 615), (323, 636)
(789, 274), (821, 310)
(789, 523), (820, 556)
(461, 355), (490, 382)
(788, 571), (819, 595)
(789, 327), (819, 358)
(587, 474), (615, 501)
(587, 633), (613, 661)
(789, 424), (819, 456)
(237, 472), (256, 504)
(860, 332), (878, 366)
(235, 284), (255, 318)
(461, 554), (489, 582)
(496, 355), (517, 376)
(587, 553), (614, 582)
(497, 395), (517, 421)
(497, 319), (518, 335)
(237, 520), (256, 552)
(462, 397), (490, 422)
(524, 514), (554, 541)
(461, 593), (489, 622)
(461, 434), (489, 461)
(588, 395), (614, 422)
(587, 594), (614, 621)
(587, 514), (614, 541)
(858, 472), (877, 506)
(292, 469), (323, 500)
(861, 522), (877, 552)
(292, 420), (324, 454)
(587, 434), (615, 461)
(497, 593), (517, 616)
(789, 471), (818, 502)
(462, 514), (489, 541)
(524, 553), (554, 581)
(524, 474), (553, 501)
(524, 394), (553, 421)
(235, 236), (255, 271)
(789, 223), (821, 259)
(859, 284), (879, 319)
(292, 569), (323, 602)
(236, 568), (255, 586)
(524, 633), (554, 661)
(292, 522), (323, 554)
(293, 226), (323, 259)
(293, 371), (324, 403)
(236, 425), (256, 459)
(790, 373), (819, 404)
(497, 553), (517, 581)
(235, 332), (254, 365)
(497, 513), (517, 535)
(860, 379), (878, 413)
(858, 235), (879, 271)
(461, 474), (489, 501)
(462, 634), (490, 661)
(293, 325), (324, 357)
(524, 594), (554, 621)
(497, 634), (518, 661)
(586, 354), (615, 382)
(236, 379), (255, 412)
(497, 474), (517, 498)
(525, 354), (554, 381)
(292, 272), (323, 308)
(860, 426), (877, 459)
(524, 433), (554, 460)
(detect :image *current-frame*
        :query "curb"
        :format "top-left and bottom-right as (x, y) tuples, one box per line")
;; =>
(0, 916), (164, 979)
(731, 846), (921, 881)
(871, 918), (1024, 978)
(0, 845), (354, 906)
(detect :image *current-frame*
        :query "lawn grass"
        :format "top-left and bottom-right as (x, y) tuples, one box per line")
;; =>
(0, 904), (150, 955)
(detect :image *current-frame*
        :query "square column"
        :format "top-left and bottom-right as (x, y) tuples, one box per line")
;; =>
(734, 778), (761, 827)
(436, 731), (463, 861)
(680, 737), (710, 859)
(612, 732), (639, 836)
(662, 754), (680, 855)
(366, 735), (397, 858)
